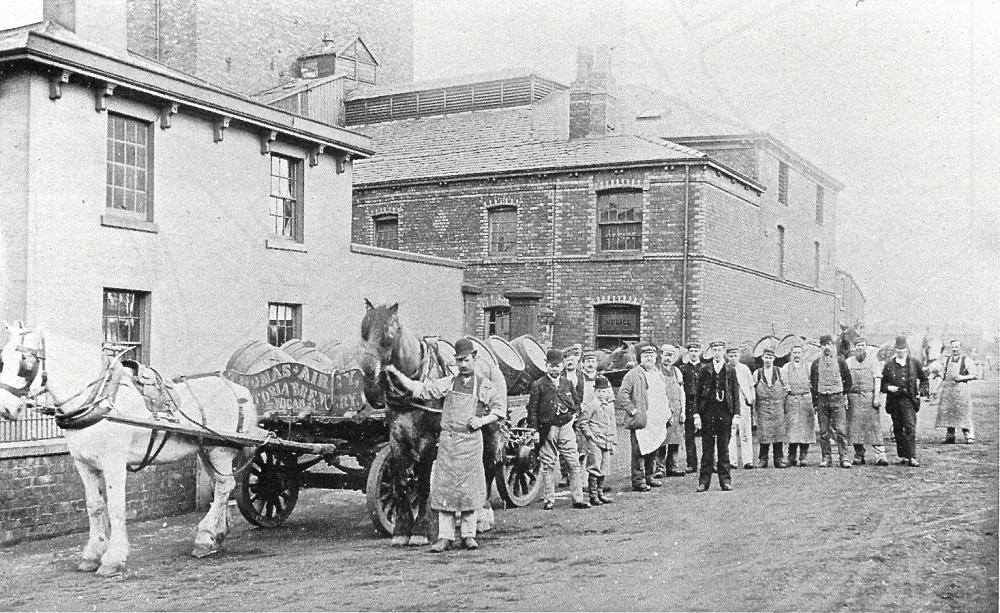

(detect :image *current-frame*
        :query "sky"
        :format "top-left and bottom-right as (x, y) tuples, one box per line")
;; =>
(1, 0), (996, 335)
(413, 0), (1000, 336)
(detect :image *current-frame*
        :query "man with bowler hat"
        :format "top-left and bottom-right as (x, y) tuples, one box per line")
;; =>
(881, 335), (929, 466)
(679, 342), (703, 472)
(810, 334), (853, 468)
(526, 347), (590, 510)
(695, 340), (740, 491)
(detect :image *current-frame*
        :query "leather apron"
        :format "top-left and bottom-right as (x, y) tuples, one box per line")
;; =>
(429, 376), (487, 513)
(784, 363), (816, 443)
(753, 368), (787, 443)
(846, 357), (882, 444)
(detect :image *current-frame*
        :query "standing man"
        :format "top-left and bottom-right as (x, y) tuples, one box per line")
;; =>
(679, 342), (703, 473)
(527, 348), (591, 510)
(782, 344), (815, 466)
(936, 339), (979, 444)
(753, 347), (789, 468)
(810, 334), (853, 468)
(655, 344), (687, 477)
(561, 344), (587, 469)
(385, 338), (504, 552)
(695, 340), (740, 492)
(617, 343), (672, 492)
(726, 345), (756, 470)
(846, 338), (889, 466)
(882, 335), (929, 466)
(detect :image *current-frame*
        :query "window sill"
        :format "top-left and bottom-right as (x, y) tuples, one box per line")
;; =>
(590, 251), (643, 262)
(266, 238), (308, 253)
(101, 213), (159, 233)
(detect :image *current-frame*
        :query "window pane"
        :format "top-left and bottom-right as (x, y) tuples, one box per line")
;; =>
(106, 115), (152, 217)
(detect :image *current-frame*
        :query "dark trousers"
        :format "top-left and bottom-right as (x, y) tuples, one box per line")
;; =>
(630, 430), (656, 487)
(684, 395), (699, 469)
(889, 401), (918, 460)
(699, 411), (732, 487)
(759, 443), (784, 462)
(816, 393), (849, 460)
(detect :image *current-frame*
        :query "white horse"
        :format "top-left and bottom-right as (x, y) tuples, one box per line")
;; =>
(0, 321), (255, 577)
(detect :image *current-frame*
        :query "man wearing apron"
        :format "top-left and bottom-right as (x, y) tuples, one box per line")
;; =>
(935, 339), (979, 444)
(846, 338), (889, 465)
(782, 344), (815, 466)
(386, 338), (504, 552)
(753, 347), (789, 468)
(655, 344), (687, 477)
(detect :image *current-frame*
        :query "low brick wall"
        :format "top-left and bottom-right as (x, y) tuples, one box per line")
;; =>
(1, 441), (197, 546)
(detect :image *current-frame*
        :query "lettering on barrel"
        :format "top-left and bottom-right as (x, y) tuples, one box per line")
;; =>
(224, 363), (366, 417)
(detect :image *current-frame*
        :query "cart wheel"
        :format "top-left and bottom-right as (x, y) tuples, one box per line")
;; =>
(235, 447), (300, 528)
(494, 418), (542, 507)
(365, 444), (395, 536)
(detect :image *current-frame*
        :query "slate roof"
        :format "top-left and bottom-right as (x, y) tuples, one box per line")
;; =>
(354, 134), (706, 185)
(346, 68), (568, 101)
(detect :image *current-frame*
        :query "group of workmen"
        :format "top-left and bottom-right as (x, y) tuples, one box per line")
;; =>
(387, 332), (980, 552)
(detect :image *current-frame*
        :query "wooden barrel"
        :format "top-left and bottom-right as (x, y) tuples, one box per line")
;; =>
(752, 335), (780, 358)
(510, 335), (547, 383)
(775, 334), (801, 359)
(439, 338), (509, 403)
(801, 341), (822, 365)
(315, 339), (371, 372)
(226, 340), (298, 373)
(487, 336), (530, 395)
(280, 339), (335, 373)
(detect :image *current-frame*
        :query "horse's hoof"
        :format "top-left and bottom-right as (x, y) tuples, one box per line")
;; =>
(77, 559), (100, 572)
(191, 545), (219, 559)
(95, 563), (124, 578)
(390, 536), (409, 547)
(407, 535), (429, 546)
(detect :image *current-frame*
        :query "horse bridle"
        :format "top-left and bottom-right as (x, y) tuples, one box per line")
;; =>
(0, 330), (48, 399)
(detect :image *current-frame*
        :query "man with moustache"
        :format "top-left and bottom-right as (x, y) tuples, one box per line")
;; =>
(654, 343), (687, 477)
(617, 343), (672, 491)
(845, 338), (889, 466)
(754, 346), (789, 468)
(782, 343), (816, 466)
(695, 340), (741, 491)
(678, 342), (703, 473)
(935, 339), (979, 444)
(881, 335), (929, 466)
(810, 334), (853, 468)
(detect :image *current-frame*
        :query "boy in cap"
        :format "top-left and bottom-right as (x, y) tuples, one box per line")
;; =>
(617, 342), (672, 491)
(678, 342), (703, 472)
(881, 335), (929, 467)
(578, 375), (617, 505)
(694, 340), (740, 491)
(385, 337), (505, 552)
(526, 347), (591, 510)
(810, 334), (853, 468)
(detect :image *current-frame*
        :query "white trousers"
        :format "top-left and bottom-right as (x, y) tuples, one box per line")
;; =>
(728, 413), (754, 468)
(437, 510), (476, 540)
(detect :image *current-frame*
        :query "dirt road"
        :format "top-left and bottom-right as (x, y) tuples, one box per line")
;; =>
(2, 376), (997, 612)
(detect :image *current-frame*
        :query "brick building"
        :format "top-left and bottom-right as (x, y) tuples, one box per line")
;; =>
(125, 0), (413, 95)
(835, 268), (866, 328)
(0, 0), (461, 544)
(348, 49), (845, 349)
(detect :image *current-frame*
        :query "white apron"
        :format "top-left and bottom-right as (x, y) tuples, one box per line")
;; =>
(935, 357), (974, 430)
(635, 369), (669, 455)
(429, 377), (487, 513)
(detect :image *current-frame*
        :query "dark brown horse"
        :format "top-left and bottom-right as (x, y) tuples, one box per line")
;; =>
(361, 300), (503, 545)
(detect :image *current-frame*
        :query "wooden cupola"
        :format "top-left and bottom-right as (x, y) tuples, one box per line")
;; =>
(297, 34), (379, 84)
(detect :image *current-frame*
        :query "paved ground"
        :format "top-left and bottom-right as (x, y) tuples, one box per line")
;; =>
(2, 372), (997, 612)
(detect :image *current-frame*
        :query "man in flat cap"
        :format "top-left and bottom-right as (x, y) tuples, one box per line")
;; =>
(781, 343), (815, 466)
(753, 346), (789, 468)
(881, 335), (929, 466)
(679, 342), (703, 472)
(617, 342), (672, 491)
(526, 347), (591, 510)
(846, 337), (889, 466)
(655, 343), (687, 477)
(695, 340), (741, 491)
(386, 337), (505, 552)
(810, 334), (853, 468)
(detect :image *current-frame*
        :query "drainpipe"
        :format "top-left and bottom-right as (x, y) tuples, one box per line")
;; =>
(155, 0), (162, 60)
(681, 164), (691, 344)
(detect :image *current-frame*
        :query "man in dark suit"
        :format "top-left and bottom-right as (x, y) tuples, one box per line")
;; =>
(527, 348), (591, 510)
(809, 334), (853, 468)
(695, 340), (741, 491)
(881, 335), (929, 467)
(678, 342), (703, 473)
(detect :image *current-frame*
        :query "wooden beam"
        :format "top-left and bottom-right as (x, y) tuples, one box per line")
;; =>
(213, 115), (231, 142)
(48, 69), (70, 100)
(260, 129), (277, 154)
(94, 82), (116, 111)
(310, 144), (325, 167)
(159, 102), (179, 129)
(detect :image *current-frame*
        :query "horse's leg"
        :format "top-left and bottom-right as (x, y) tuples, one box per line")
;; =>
(478, 425), (500, 533)
(388, 429), (414, 546)
(73, 458), (109, 572)
(96, 453), (129, 577)
(409, 429), (436, 545)
(192, 447), (237, 558)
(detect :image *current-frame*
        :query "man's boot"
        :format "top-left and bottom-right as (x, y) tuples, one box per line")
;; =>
(775, 443), (788, 468)
(597, 476), (613, 504)
(819, 455), (832, 468)
(799, 444), (810, 467)
(853, 444), (866, 465)
(588, 475), (603, 506)
(944, 427), (956, 444)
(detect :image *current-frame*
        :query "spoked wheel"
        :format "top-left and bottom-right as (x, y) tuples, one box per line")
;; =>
(494, 418), (542, 507)
(235, 447), (300, 528)
(365, 444), (396, 536)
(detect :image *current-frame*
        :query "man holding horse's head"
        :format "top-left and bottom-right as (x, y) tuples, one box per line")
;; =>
(385, 338), (505, 552)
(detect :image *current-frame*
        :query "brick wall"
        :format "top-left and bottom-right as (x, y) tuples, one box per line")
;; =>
(127, 0), (414, 95)
(1, 447), (196, 546)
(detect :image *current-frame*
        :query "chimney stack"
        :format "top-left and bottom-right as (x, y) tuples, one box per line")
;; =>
(43, 0), (129, 55)
(569, 45), (617, 140)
